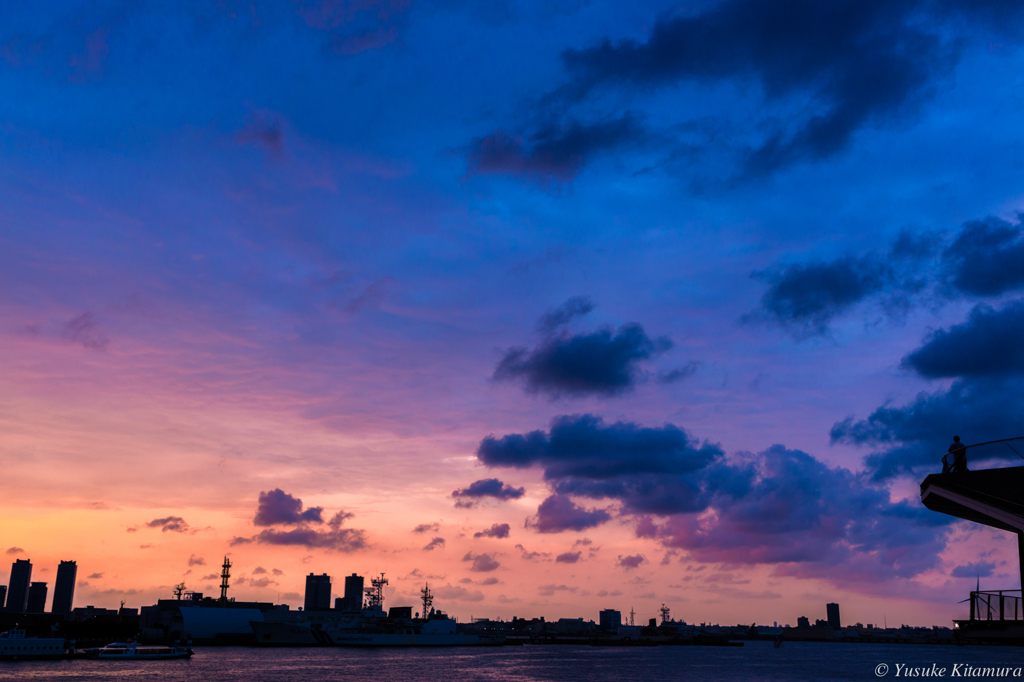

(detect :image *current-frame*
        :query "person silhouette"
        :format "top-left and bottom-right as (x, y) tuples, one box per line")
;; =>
(946, 436), (968, 473)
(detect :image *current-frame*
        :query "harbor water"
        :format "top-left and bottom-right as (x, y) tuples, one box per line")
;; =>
(1, 641), (1023, 681)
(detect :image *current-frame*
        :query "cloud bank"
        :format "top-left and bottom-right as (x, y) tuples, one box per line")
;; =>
(479, 415), (954, 586)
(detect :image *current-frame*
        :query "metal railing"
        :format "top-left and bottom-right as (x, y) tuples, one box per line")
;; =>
(941, 436), (1024, 473)
(969, 590), (1023, 621)
(941, 451), (964, 473)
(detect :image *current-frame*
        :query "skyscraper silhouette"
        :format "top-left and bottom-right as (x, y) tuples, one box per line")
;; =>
(342, 573), (364, 610)
(51, 561), (77, 615)
(827, 602), (841, 629)
(599, 609), (622, 630)
(304, 573), (331, 611)
(27, 582), (47, 613)
(6, 559), (32, 614)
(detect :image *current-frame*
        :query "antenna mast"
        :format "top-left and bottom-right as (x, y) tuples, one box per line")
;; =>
(660, 604), (671, 624)
(629, 607), (635, 626)
(421, 583), (434, 617)
(173, 583), (186, 600)
(368, 573), (388, 609)
(220, 556), (231, 601)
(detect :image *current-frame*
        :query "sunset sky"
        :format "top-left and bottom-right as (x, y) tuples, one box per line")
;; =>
(3, 0), (1024, 628)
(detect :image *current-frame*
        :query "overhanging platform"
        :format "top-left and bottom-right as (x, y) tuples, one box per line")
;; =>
(920, 466), (1024, 533)
(922, 466), (1024, 641)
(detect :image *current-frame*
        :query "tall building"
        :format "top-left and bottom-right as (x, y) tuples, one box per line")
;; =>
(51, 561), (77, 615)
(341, 573), (364, 610)
(5, 559), (32, 614)
(599, 609), (621, 630)
(27, 582), (48, 613)
(797, 616), (810, 628)
(826, 602), (841, 629)
(304, 573), (331, 611)
(0, 586), (5, 613)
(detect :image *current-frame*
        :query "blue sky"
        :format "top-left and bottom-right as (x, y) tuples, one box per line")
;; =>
(3, 0), (1024, 624)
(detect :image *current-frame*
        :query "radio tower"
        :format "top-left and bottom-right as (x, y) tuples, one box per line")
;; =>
(368, 573), (388, 608)
(629, 607), (635, 626)
(220, 556), (231, 602)
(421, 583), (434, 617)
(660, 604), (671, 624)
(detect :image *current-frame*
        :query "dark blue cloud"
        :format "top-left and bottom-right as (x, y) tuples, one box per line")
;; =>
(451, 478), (525, 505)
(551, 467), (750, 517)
(951, 560), (995, 578)
(902, 300), (1024, 378)
(465, 116), (643, 183)
(747, 227), (940, 335)
(565, 0), (940, 174)
(480, 412), (746, 516)
(480, 415), (952, 582)
(654, 445), (953, 581)
(555, 551), (581, 563)
(494, 324), (670, 397)
(474, 523), (511, 539)
(554, 0), (1023, 177)
(537, 296), (594, 333)
(478, 414), (722, 481)
(528, 494), (611, 533)
(253, 488), (324, 526)
(748, 214), (1024, 335)
(943, 215), (1024, 297)
(751, 256), (895, 334)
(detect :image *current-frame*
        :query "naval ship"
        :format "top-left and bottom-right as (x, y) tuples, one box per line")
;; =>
(251, 576), (497, 647)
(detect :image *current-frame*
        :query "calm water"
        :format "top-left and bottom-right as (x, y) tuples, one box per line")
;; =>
(1, 642), (1022, 681)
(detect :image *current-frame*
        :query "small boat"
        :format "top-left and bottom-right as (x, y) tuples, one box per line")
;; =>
(85, 642), (193, 660)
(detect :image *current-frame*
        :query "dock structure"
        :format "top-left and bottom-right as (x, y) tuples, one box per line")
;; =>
(921, 465), (1024, 588)
(921, 460), (1024, 643)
